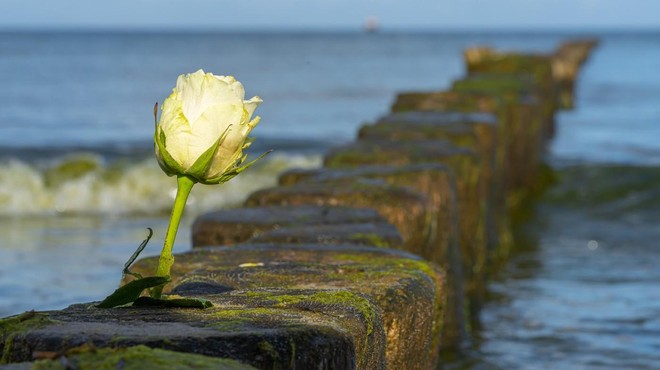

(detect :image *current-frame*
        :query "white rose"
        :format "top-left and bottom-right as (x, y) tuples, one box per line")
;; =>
(154, 69), (263, 184)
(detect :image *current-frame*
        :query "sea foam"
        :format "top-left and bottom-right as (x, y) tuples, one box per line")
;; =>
(0, 152), (321, 216)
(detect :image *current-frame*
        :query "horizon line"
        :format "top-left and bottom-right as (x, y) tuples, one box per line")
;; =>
(2, 25), (660, 34)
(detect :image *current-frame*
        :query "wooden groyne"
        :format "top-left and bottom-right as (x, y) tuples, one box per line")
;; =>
(0, 39), (597, 369)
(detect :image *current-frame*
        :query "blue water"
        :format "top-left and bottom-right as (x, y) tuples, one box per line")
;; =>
(1, 31), (659, 369)
(0, 31), (572, 150)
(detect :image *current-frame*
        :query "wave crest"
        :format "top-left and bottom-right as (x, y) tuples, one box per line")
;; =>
(0, 152), (321, 216)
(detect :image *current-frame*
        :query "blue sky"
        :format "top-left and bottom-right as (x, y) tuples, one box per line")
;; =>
(1, 0), (659, 30)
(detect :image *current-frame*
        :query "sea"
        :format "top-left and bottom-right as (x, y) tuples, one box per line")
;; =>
(1, 31), (659, 369)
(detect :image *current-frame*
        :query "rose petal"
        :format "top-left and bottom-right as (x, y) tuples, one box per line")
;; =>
(177, 70), (241, 125)
(187, 102), (244, 171)
(244, 96), (262, 119)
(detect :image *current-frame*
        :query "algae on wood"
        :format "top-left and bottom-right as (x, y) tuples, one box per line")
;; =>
(463, 51), (557, 125)
(552, 39), (598, 109)
(29, 345), (256, 370)
(358, 112), (509, 252)
(127, 243), (446, 369)
(451, 75), (550, 195)
(322, 140), (489, 319)
(278, 164), (466, 347)
(192, 205), (398, 248)
(1, 288), (386, 370)
(390, 89), (539, 199)
(245, 180), (432, 257)
(249, 222), (403, 248)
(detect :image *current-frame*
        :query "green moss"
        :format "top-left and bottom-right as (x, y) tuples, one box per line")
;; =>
(257, 341), (281, 369)
(349, 233), (390, 248)
(325, 253), (438, 282)
(30, 344), (254, 370)
(309, 291), (376, 336)
(1, 311), (54, 364)
(133, 250), (445, 364)
(317, 253), (445, 353)
(390, 92), (433, 111)
(257, 340), (278, 357)
(239, 290), (376, 336)
(325, 144), (476, 177)
(466, 55), (554, 91)
(324, 150), (382, 168)
(361, 123), (480, 149)
(279, 290), (376, 366)
(391, 91), (507, 114)
(204, 292), (377, 368)
(323, 257), (444, 356)
(452, 74), (534, 95)
(288, 339), (296, 367)
(207, 307), (289, 332)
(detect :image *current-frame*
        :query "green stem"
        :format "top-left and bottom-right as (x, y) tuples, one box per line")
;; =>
(152, 175), (196, 298)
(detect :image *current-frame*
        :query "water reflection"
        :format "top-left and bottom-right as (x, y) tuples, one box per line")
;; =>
(0, 215), (183, 316)
(444, 165), (660, 370)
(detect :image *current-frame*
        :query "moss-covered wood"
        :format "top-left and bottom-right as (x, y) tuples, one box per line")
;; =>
(390, 90), (527, 202)
(552, 39), (599, 109)
(1, 311), (55, 364)
(359, 111), (508, 245)
(463, 50), (557, 121)
(245, 180), (432, 259)
(277, 164), (461, 262)
(1, 288), (386, 370)
(360, 112), (521, 271)
(452, 73), (554, 144)
(555, 39), (598, 67)
(192, 205), (391, 247)
(322, 140), (489, 320)
(249, 222), (403, 248)
(464, 51), (555, 84)
(358, 112), (501, 199)
(391, 90), (503, 114)
(278, 164), (466, 346)
(390, 90), (532, 195)
(450, 75), (550, 195)
(126, 243), (446, 369)
(24, 345), (256, 370)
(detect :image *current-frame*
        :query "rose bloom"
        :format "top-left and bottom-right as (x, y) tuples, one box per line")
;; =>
(155, 69), (262, 184)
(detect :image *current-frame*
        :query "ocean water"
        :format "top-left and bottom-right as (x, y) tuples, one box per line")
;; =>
(1, 31), (659, 369)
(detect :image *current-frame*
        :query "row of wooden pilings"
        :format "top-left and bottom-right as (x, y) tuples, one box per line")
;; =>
(0, 39), (598, 369)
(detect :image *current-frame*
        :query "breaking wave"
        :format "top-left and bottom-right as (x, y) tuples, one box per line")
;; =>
(0, 152), (321, 216)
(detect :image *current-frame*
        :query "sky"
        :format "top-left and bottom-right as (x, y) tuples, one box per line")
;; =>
(1, 0), (660, 31)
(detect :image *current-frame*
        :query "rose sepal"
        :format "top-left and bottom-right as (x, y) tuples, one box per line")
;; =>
(200, 149), (272, 185)
(183, 125), (232, 181)
(154, 127), (185, 176)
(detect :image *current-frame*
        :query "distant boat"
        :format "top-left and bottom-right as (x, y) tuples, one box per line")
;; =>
(364, 16), (380, 33)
